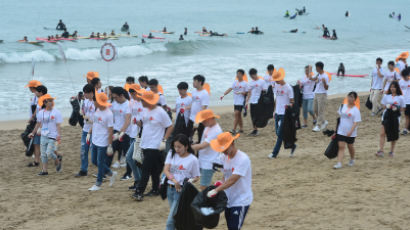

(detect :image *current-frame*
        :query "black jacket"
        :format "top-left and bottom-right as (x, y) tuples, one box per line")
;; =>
(382, 109), (400, 142)
(282, 106), (297, 149)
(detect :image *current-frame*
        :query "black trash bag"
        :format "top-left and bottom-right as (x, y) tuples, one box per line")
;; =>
(174, 181), (203, 230)
(382, 109), (400, 142)
(292, 85), (302, 129)
(173, 112), (189, 137)
(365, 96), (373, 110)
(282, 106), (297, 149)
(21, 120), (36, 157)
(324, 136), (339, 159)
(191, 185), (228, 229)
(159, 176), (168, 200)
(255, 86), (274, 128)
(69, 97), (84, 127)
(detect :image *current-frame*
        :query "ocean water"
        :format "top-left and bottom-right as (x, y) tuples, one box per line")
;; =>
(0, 0), (408, 120)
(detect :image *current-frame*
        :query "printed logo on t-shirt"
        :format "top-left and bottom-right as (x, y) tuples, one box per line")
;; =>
(51, 116), (55, 120)
(98, 117), (102, 122)
(231, 167), (234, 172)
(133, 117), (137, 124)
(196, 96), (199, 100)
(149, 116), (154, 121)
(178, 165), (186, 170)
(348, 113), (352, 117)
(138, 108), (142, 112)
(394, 101), (398, 105)
(120, 109), (123, 113)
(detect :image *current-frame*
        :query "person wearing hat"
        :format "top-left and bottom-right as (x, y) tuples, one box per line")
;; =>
(25, 80), (42, 167)
(268, 68), (296, 159)
(191, 109), (223, 190)
(133, 91), (173, 201)
(370, 58), (385, 116)
(245, 68), (265, 136)
(86, 71), (99, 84)
(221, 69), (248, 134)
(312, 61), (330, 132)
(189, 75), (209, 143)
(383, 61), (401, 94)
(396, 52), (408, 73)
(208, 132), (253, 230)
(29, 94), (63, 176)
(88, 92), (117, 191)
(75, 84), (96, 177)
(125, 84), (145, 190)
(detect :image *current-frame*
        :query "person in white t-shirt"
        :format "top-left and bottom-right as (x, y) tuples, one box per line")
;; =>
(172, 82), (192, 137)
(263, 64), (275, 90)
(29, 94), (63, 176)
(269, 68), (296, 159)
(125, 84), (145, 191)
(312, 61), (330, 132)
(395, 51), (408, 73)
(138, 76), (149, 90)
(88, 92), (117, 191)
(25, 80), (42, 167)
(164, 134), (200, 230)
(109, 87), (132, 176)
(133, 91), (173, 201)
(333, 92), (362, 169)
(383, 61), (401, 93)
(191, 109), (223, 190)
(377, 81), (406, 158)
(148, 78), (168, 110)
(370, 58), (385, 116)
(91, 77), (103, 94)
(189, 75), (209, 142)
(208, 132), (252, 230)
(75, 84), (96, 177)
(221, 69), (248, 134)
(245, 68), (265, 136)
(399, 68), (410, 135)
(298, 65), (316, 127)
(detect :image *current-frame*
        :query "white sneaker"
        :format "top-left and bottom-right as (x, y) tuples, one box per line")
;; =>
(120, 156), (126, 164)
(109, 171), (117, 187)
(88, 185), (101, 191)
(333, 162), (342, 169)
(348, 159), (355, 167)
(312, 126), (320, 132)
(401, 129), (408, 135)
(112, 161), (120, 169)
(320, 120), (328, 130)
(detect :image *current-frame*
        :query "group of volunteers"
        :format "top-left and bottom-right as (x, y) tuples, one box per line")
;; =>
(23, 51), (410, 229)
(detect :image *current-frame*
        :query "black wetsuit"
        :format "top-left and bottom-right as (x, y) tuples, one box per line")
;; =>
(332, 31), (338, 40)
(56, 22), (66, 30)
(337, 64), (345, 76)
(323, 29), (330, 37)
(62, 31), (69, 38)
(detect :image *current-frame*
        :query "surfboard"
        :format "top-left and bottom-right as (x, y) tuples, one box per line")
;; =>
(329, 73), (368, 78)
(142, 35), (165, 39)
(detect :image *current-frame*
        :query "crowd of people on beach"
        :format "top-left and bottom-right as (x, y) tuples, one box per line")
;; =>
(22, 51), (410, 229)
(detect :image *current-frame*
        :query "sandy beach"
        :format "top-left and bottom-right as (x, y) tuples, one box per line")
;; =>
(1, 93), (410, 230)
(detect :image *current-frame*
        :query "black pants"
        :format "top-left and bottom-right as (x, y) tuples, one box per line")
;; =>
(106, 130), (130, 167)
(250, 103), (258, 128)
(136, 149), (161, 194)
(188, 120), (205, 143)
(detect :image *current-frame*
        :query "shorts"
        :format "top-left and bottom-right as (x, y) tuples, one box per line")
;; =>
(200, 168), (214, 187)
(234, 105), (243, 112)
(225, 206), (250, 230)
(336, 134), (355, 144)
(405, 104), (410, 116)
(33, 134), (41, 145)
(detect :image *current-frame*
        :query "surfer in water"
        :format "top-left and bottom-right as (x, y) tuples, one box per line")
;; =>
(110, 30), (116, 36)
(61, 29), (69, 38)
(337, 63), (345, 76)
(285, 10), (290, 17)
(96, 32), (101, 38)
(184, 27), (188, 36)
(147, 33), (154, 39)
(21, 36), (28, 42)
(331, 29), (338, 40)
(323, 27), (330, 38)
(345, 11), (349, 17)
(141, 38), (145, 44)
(163, 27), (167, 33)
(398, 13), (402, 21)
(56, 19), (66, 30)
(202, 26), (208, 33)
(121, 22), (129, 32)
(90, 32), (95, 38)
(179, 35), (184, 41)
(290, 29), (298, 33)
(71, 31), (78, 38)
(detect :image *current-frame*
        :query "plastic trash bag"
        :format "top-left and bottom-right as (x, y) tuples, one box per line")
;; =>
(174, 181), (203, 230)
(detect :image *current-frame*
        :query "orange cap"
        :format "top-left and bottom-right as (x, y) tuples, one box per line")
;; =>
(95, 91), (111, 107)
(203, 83), (211, 95)
(25, 80), (42, 88)
(128, 83), (143, 93)
(86, 71), (99, 81)
(38, 94), (56, 107)
(138, 90), (159, 105)
(210, 132), (240, 152)
(195, 109), (220, 124)
(396, 51), (409, 62)
(272, 68), (285, 81)
(158, 84), (164, 94)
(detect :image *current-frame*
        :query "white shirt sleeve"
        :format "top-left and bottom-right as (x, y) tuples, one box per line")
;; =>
(55, 111), (63, 124)
(107, 112), (114, 128)
(192, 157), (201, 178)
(233, 156), (250, 177)
(160, 109), (173, 128)
(165, 150), (172, 165)
(288, 85), (294, 99)
(202, 92), (209, 107)
(353, 108), (361, 123)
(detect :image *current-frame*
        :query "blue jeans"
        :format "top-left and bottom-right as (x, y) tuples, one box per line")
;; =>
(126, 138), (142, 183)
(166, 186), (181, 230)
(302, 98), (314, 120)
(271, 114), (284, 157)
(40, 136), (57, 163)
(91, 144), (112, 186)
(80, 131), (92, 172)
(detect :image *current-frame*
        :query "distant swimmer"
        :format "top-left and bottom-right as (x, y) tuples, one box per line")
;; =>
(56, 19), (66, 31)
(323, 27), (330, 38)
(284, 10), (290, 17)
(331, 29), (338, 40)
(179, 35), (184, 41)
(55, 34), (60, 39)
(21, 36), (28, 42)
(302, 6), (306, 13)
(345, 11), (349, 17)
(141, 38), (145, 44)
(162, 27), (167, 32)
(90, 32), (95, 38)
(102, 32), (107, 37)
(61, 29), (69, 38)
(249, 26), (263, 34)
(202, 26), (208, 33)
(96, 32), (101, 38)
(71, 30), (78, 38)
(110, 30), (116, 36)
(389, 12), (395, 18)
(290, 29), (298, 33)
(121, 22), (129, 32)
(184, 27), (188, 36)
(147, 33), (154, 39)
(398, 13), (402, 21)
(337, 63), (345, 76)
(209, 30), (225, 36)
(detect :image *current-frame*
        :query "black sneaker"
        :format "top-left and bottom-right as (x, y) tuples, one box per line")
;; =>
(120, 174), (132, 181)
(75, 171), (87, 177)
(248, 130), (258, 137)
(290, 144), (297, 157)
(145, 190), (159, 197)
(132, 192), (144, 201)
(128, 182), (137, 191)
(27, 162), (39, 167)
(56, 156), (63, 172)
(38, 171), (48, 176)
